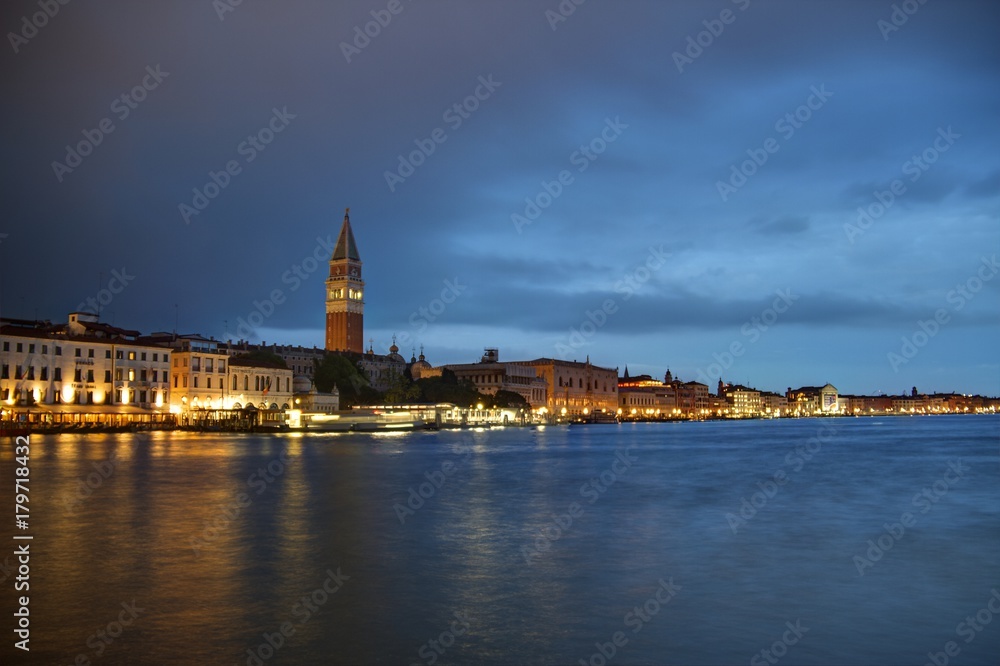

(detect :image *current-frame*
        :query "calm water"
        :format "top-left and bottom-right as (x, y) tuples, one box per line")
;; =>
(2, 416), (998, 665)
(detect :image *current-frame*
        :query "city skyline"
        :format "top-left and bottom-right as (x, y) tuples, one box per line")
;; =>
(2, 1), (999, 396)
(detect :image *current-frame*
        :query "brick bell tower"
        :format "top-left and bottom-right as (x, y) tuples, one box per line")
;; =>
(325, 208), (364, 353)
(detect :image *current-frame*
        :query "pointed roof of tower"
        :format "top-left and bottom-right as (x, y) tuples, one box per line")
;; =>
(332, 208), (360, 261)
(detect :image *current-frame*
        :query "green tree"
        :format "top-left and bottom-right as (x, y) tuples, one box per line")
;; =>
(491, 390), (530, 409)
(384, 371), (420, 404)
(414, 370), (491, 407)
(231, 350), (287, 368)
(313, 354), (377, 407)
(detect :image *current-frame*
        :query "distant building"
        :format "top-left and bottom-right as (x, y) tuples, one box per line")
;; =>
(359, 338), (408, 392)
(292, 374), (339, 413)
(761, 391), (788, 415)
(720, 383), (763, 417)
(676, 380), (711, 416)
(521, 357), (618, 415)
(431, 348), (548, 408)
(787, 383), (839, 414)
(225, 342), (326, 379)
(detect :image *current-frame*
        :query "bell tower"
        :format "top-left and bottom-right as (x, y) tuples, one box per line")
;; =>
(325, 208), (364, 353)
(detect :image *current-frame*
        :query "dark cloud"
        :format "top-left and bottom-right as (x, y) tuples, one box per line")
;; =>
(1, 0), (998, 394)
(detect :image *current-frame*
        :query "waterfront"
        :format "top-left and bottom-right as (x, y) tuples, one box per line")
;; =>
(2, 415), (998, 665)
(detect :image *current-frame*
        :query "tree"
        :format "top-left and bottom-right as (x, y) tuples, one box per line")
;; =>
(231, 350), (287, 368)
(414, 372), (490, 407)
(313, 354), (376, 407)
(491, 390), (530, 409)
(384, 371), (420, 404)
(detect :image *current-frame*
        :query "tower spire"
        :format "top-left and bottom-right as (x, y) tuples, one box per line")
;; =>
(325, 206), (364, 353)
(332, 207), (360, 261)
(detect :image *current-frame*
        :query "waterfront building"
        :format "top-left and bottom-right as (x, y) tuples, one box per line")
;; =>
(675, 380), (711, 416)
(786, 383), (839, 414)
(161, 334), (229, 412)
(0, 313), (172, 425)
(761, 391), (788, 416)
(227, 355), (294, 410)
(520, 357), (618, 416)
(292, 375), (340, 413)
(720, 383), (763, 417)
(430, 348), (548, 408)
(618, 371), (678, 419)
(325, 209), (365, 354)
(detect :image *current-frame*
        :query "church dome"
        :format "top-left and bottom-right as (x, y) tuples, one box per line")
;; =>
(410, 347), (432, 379)
(293, 375), (313, 393)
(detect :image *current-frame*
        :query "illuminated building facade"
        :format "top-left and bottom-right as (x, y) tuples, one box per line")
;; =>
(432, 348), (548, 408)
(0, 313), (171, 423)
(325, 208), (364, 354)
(522, 357), (618, 415)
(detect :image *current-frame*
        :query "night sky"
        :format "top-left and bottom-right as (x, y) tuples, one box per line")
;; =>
(2, 0), (998, 396)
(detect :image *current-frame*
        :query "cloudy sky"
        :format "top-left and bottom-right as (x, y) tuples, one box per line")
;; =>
(2, 0), (998, 396)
